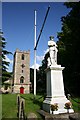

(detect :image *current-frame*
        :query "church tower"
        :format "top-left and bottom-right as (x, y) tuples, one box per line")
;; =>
(13, 49), (31, 94)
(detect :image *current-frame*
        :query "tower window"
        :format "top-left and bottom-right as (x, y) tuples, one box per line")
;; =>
(21, 64), (25, 68)
(20, 76), (24, 83)
(22, 54), (24, 60)
(22, 70), (23, 73)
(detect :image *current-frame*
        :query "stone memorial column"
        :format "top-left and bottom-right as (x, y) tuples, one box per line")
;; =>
(43, 36), (74, 114)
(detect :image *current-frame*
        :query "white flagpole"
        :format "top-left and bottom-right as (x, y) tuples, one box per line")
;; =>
(34, 10), (37, 95)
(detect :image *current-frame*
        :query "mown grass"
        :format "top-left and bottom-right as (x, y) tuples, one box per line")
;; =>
(20, 94), (44, 118)
(0, 94), (2, 120)
(2, 94), (17, 118)
(71, 98), (80, 112)
(2, 93), (80, 118)
(2, 93), (44, 118)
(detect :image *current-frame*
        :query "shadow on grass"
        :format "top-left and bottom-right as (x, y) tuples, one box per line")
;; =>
(20, 94), (44, 109)
(20, 95), (29, 100)
(30, 96), (43, 109)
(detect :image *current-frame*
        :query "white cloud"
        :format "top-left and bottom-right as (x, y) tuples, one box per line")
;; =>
(4, 55), (13, 64)
(44, 49), (49, 55)
(35, 49), (49, 67)
(36, 55), (44, 62)
(30, 63), (40, 70)
(3, 55), (13, 72)
(36, 49), (49, 62)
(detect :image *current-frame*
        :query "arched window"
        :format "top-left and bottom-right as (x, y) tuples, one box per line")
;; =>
(22, 54), (24, 60)
(20, 76), (24, 83)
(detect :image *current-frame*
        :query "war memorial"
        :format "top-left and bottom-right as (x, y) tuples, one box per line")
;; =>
(43, 36), (74, 114)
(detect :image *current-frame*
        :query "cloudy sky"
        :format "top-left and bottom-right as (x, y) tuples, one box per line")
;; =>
(2, 2), (71, 71)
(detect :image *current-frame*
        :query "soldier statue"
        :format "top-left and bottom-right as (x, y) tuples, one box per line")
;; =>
(47, 36), (58, 66)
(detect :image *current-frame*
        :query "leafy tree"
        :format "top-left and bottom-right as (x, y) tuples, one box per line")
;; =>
(57, 2), (80, 96)
(0, 31), (12, 83)
(30, 68), (34, 93)
(36, 52), (49, 95)
(31, 2), (80, 96)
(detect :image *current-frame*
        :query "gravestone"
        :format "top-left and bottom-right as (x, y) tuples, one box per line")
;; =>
(19, 98), (25, 119)
(17, 94), (20, 117)
(43, 36), (74, 114)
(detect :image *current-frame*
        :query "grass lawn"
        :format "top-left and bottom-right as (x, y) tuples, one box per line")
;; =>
(2, 94), (18, 118)
(20, 94), (44, 118)
(2, 93), (80, 119)
(71, 98), (80, 112)
(0, 94), (2, 120)
(2, 93), (44, 118)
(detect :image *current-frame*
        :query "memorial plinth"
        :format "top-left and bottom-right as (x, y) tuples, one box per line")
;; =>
(43, 36), (74, 114)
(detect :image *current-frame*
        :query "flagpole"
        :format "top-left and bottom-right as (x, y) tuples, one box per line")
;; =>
(34, 10), (37, 95)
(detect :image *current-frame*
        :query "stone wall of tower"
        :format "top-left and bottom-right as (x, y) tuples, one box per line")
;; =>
(13, 49), (31, 94)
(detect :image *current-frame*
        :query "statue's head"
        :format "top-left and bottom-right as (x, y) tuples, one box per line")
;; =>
(49, 36), (54, 41)
(48, 36), (56, 47)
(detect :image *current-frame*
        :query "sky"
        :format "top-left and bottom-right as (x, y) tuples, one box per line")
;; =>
(2, 2), (71, 72)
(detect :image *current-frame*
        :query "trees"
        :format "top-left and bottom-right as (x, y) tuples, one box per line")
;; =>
(35, 2), (80, 96)
(0, 31), (12, 84)
(36, 52), (49, 94)
(57, 2), (80, 96)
